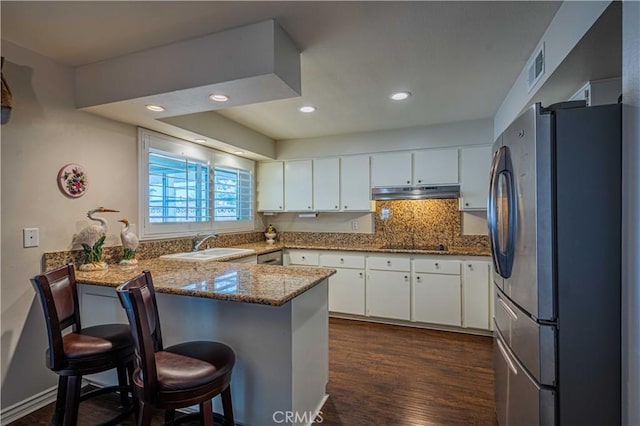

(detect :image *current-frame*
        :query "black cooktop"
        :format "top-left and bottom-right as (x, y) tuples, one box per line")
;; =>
(381, 244), (448, 251)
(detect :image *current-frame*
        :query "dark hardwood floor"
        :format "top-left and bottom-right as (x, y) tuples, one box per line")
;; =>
(9, 318), (496, 425)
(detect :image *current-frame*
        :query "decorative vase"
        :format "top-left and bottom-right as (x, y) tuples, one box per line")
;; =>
(265, 232), (277, 244)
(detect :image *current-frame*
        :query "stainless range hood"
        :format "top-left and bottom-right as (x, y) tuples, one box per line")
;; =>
(371, 185), (460, 200)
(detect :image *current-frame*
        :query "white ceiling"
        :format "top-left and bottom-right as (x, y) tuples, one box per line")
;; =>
(1, 1), (562, 141)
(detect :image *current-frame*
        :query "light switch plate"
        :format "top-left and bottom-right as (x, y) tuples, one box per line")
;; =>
(23, 228), (39, 248)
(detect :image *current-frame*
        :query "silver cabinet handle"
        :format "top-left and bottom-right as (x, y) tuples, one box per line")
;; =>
(359, 272), (363, 278)
(387, 260), (392, 265)
(301, 256), (306, 260)
(418, 179), (422, 183)
(308, 206), (311, 209)
(467, 264), (473, 269)
(435, 262), (439, 268)
(406, 180), (410, 184)
(344, 205), (348, 209)
(416, 276), (421, 281)
(335, 205), (338, 209)
(340, 258), (344, 262)
(404, 275), (409, 281)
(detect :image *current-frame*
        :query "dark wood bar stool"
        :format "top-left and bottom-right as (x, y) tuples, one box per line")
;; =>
(31, 264), (135, 426)
(117, 270), (235, 426)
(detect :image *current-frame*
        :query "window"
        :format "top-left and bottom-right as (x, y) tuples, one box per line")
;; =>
(214, 166), (252, 222)
(149, 148), (210, 223)
(139, 129), (255, 239)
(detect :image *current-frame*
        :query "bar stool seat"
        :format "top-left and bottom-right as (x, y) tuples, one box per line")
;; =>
(31, 264), (135, 426)
(117, 270), (235, 426)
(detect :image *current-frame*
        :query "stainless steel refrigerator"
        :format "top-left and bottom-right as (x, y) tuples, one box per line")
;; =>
(488, 102), (621, 425)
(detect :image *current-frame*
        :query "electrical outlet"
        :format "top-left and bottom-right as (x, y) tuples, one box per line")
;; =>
(351, 220), (358, 230)
(23, 228), (39, 248)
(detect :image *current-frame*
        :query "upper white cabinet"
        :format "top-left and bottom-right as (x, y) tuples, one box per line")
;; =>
(371, 152), (412, 186)
(371, 149), (458, 187)
(460, 146), (492, 210)
(284, 160), (313, 211)
(313, 158), (340, 211)
(413, 149), (459, 185)
(257, 162), (284, 212)
(340, 155), (371, 211)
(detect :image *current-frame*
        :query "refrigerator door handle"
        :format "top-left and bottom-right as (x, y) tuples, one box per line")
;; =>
(488, 149), (503, 276)
(498, 293), (518, 321)
(496, 337), (518, 375)
(489, 146), (517, 278)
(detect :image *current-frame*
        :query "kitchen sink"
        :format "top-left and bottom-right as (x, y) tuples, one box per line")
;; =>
(159, 248), (254, 262)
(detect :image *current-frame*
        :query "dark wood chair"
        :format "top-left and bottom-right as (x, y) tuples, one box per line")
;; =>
(117, 270), (235, 426)
(31, 264), (135, 426)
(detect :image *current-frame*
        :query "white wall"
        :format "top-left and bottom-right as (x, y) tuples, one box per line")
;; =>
(0, 40), (138, 414)
(493, 1), (611, 138)
(276, 118), (493, 160)
(622, 1), (640, 424)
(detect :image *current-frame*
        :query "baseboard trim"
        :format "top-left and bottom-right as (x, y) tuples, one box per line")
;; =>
(329, 313), (493, 337)
(0, 385), (58, 424)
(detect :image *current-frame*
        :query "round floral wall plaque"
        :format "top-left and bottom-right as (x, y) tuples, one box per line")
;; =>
(57, 163), (88, 198)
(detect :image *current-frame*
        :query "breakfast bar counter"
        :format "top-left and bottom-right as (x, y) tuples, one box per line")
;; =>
(76, 260), (335, 426)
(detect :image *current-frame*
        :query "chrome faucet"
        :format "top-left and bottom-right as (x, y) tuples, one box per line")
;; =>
(192, 233), (219, 251)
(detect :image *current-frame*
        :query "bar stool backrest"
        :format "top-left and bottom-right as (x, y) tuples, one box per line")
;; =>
(31, 264), (82, 371)
(117, 270), (164, 403)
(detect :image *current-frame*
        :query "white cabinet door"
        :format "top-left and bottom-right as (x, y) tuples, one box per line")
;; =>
(460, 146), (492, 210)
(341, 155), (371, 211)
(328, 268), (365, 315)
(284, 160), (313, 211)
(313, 158), (340, 211)
(413, 273), (461, 326)
(257, 162), (284, 212)
(413, 149), (459, 185)
(366, 270), (410, 320)
(371, 152), (412, 187)
(462, 260), (491, 330)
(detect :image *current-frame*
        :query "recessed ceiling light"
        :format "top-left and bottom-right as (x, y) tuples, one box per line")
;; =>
(194, 138), (206, 143)
(299, 105), (317, 113)
(145, 104), (165, 112)
(233, 151), (244, 155)
(390, 91), (412, 101)
(209, 94), (229, 102)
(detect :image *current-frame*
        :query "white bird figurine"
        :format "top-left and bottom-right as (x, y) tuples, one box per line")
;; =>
(74, 207), (119, 247)
(118, 219), (139, 264)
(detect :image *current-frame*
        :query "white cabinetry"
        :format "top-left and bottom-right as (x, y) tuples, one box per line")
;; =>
(412, 258), (462, 326)
(287, 250), (320, 266)
(340, 155), (371, 211)
(313, 158), (340, 211)
(413, 149), (459, 185)
(284, 160), (313, 211)
(366, 255), (411, 320)
(257, 162), (284, 212)
(371, 152), (412, 186)
(371, 149), (458, 187)
(462, 260), (491, 329)
(460, 146), (492, 210)
(320, 253), (365, 315)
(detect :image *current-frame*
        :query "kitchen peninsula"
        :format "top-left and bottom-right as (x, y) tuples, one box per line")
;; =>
(74, 259), (335, 426)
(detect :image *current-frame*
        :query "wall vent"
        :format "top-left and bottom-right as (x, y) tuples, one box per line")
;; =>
(527, 43), (545, 92)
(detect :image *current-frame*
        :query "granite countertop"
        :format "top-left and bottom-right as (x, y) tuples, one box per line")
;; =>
(76, 258), (335, 307)
(233, 241), (490, 257)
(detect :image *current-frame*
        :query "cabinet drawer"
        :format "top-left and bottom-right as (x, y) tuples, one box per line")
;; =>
(320, 253), (365, 269)
(287, 250), (319, 266)
(413, 258), (460, 275)
(366, 255), (410, 271)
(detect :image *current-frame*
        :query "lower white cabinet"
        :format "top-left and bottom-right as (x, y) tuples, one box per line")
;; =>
(366, 270), (411, 320)
(412, 259), (462, 326)
(462, 260), (491, 329)
(327, 268), (365, 315)
(320, 253), (365, 315)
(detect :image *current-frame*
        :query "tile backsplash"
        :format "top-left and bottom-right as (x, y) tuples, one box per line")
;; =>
(372, 199), (488, 249)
